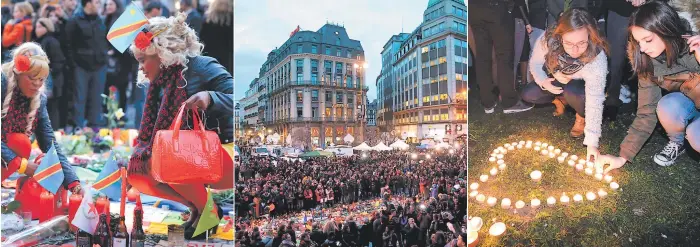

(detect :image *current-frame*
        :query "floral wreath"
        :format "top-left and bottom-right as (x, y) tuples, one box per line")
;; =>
(13, 49), (42, 73)
(134, 27), (168, 51)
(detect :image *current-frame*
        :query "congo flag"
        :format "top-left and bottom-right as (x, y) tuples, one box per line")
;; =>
(107, 2), (148, 53)
(93, 152), (122, 200)
(34, 144), (64, 194)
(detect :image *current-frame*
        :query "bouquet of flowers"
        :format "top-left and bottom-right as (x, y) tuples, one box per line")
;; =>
(102, 86), (125, 129)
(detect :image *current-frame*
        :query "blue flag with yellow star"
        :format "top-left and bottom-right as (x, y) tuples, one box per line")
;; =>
(34, 144), (64, 194)
(107, 2), (148, 53)
(93, 152), (122, 200)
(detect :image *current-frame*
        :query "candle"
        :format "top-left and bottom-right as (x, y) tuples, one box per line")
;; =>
(476, 194), (486, 203)
(557, 156), (566, 163)
(512, 142), (518, 147)
(535, 141), (541, 146)
(586, 161), (594, 168)
(120, 168), (127, 217)
(68, 193), (83, 231)
(568, 160), (576, 166)
(501, 198), (511, 209)
(480, 175), (489, 182)
(530, 170), (542, 182)
(542, 143), (549, 148)
(604, 175), (613, 183)
(578, 159), (586, 165)
(548, 146), (555, 151)
(39, 191), (55, 222)
(489, 222), (506, 236)
(493, 149), (500, 154)
(467, 231), (478, 246)
(490, 167), (498, 176)
(598, 189), (608, 198)
(610, 182), (620, 190)
(96, 196), (111, 225)
(531, 198), (541, 208)
(585, 168), (593, 175)
(576, 163), (584, 171)
(554, 149), (561, 154)
(470, 191), (479, 198)
(594, 173), (603, 181)
(498, 164), (507, 170)
(586, 192), (596, 201)
(504, 144), (511, 148)
(547, 196), (556, 206)
(489, 157), (496, 162)
(487, 197), (498, 207)
(527, 140), (533, 144)
(534, 146), (541, 151)
(561, 152), (568, 158)
(541, 149), (549, 156)
(497, 160), (505, 165)
(519, 141), (525, 145)
(573, 194), (583, 202)
(548, 152), (556, 159)
(560, 194), (570, 204)
(470, 183), (480, 191)
(515, 200), (525, 209)
(525, 143), (532, 149)
(497, 154), (504, 159)
(470, 217), (483, 231)
(508, 146), (515, 151)
(490, 152), (498, 157)
(517, 144), (523, 149)
(570, 155), (578, 161)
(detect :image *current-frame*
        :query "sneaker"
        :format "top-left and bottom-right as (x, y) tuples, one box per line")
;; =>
(654, 141), (686, 166)
(503, 100), (534, 114)
(485, 102), (497, 114)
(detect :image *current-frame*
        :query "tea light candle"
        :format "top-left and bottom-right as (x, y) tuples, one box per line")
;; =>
(480, 175), (489, 182)
(530, 170), (542, 182)
(490, 152), (498, 157)
(558, 156), (566, 163)
(570, 155), (578, 161)
(525, 143), (532, 148)
(519, 141), (526, 145)
(575, 163), (584, 171)
(541, 149), (549, 155)
(560, 194), (570, 204)
(610, 182), (620, 190)
(594, 173), (603, 181)
(508, 146), (515, 151)
(561, 152), (569, 158)
(548, 146), (555, 151)
(547, 196), (556, 206)
(554, 149), (561, 154)
(573, 194), (583, 202)
(586, 161), (594, 168)
(497, 154), (504, 159)
(568, 160), (576, 166)
(527, 140), (533, 144)
(585, 168), (593, 175)
(535, 141), (541, 146)
(549, 152), (556, 158)
(487, 197), (498, 207)
(542, 143), (549, 148)
(534, 146), (541, 151)
(489, 222), (506, 236)
(531, 198), (541, 208)
(578, 159), (586, 165)
(489, 157), (497, 162)
(470, 191), (479, 198)
(498, 164), (507, 170)
(470, 183), (479, 191)
(586, 192), (596, 201)
(467, 231), (478, 246)
(515, 200), (525, 209)
(604, 175), (613, 183)
(493, 149), (500, 154)
(490, 167), (498, 176)
(476, 194), (486, 203)
(598, 189), (608, 198)
(512, 142), (518, 147)
(497, 160), (505, 165)
(517, 144), (523, 149)
(504, 144), (511, 148)
(501, 198), (511, 209)
(470, 217), (483, 231)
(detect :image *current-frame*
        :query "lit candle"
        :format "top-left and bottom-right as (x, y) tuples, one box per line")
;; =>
(573, 194), (583, 202)
(497, 159), (505, 165)
(530, 170), (542, 182)
(508, 146), (515, 151)
(560, 194), (570, 204)
(470, 183), (480, 191)
(554, 149), (561, 154)
(548, 146), (555, 151)
(568, 160), (576, 167)
(476, 194), (486, 203)
(578, 159), (586, 165)
(561, 152), (569, 158)
(491, 152), (498, 157)
(604, 175), (613, 183)
(527, 140), (533, 144)
(525, 143), (532, 149)
(487, 197), (498, 207)
(541, 149), (549, 156)
(467, 231), (478, 246)
(598, 189), (608, 198)
(501, 198), (511, 209)
(490, 167), (498, 176)
(489, 222), (506, 236)
(558, 156), (566, 163)
(489, 157), (497, 162)
(470, 191), (479, 198)
(570, 155), (578, 161)
(512, 142), (518, 147)
(610, 182), (620, 190)
(498, 164), (507, 170)
(586, 192), (596, 201)
(504, 144), (511, 148)
(470, 217), (483, 231)
(519, 141), (525, 145)
(534, 146), (541, 151)
(535, 141), (541, 146)
(480, 175), (489, 182)
(517, 144), (523, 149)
(542, 143), (549, 148)
(515, 200), (525, 209)
(493, 149), (500, 154)
(531, 198), (541, 208)
(547, 196), (556, 206)
(497, 154), (504, 159)
(585, 168), (593, 175)
(586, 161), (594, 168)
(576, 163), (584, 171)
(594, 173), (603, 181)
(549, 152), (556, 159)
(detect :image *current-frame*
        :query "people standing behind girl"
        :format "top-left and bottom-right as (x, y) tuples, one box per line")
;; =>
(33, 17), (65, 130)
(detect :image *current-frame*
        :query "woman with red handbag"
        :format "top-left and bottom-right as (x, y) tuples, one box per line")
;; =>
(126, 13), (234, 240)
(1, 43), (83, 213)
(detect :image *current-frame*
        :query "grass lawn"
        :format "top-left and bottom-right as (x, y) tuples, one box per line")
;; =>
(468, 91), (700, 246)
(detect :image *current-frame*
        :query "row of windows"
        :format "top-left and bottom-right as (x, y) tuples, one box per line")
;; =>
(453, 21), (466, 33)
(452, 6), (466, 19)
(422, 39), (447, 53)
(423, 22), (445, 39)
(295, 90), (357, 104)
(424, 6), (445, 22)
(422, 94), (450, 103)
(294, 107), (355, 118)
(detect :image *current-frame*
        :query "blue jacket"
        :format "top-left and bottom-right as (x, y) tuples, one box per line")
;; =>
(1, 76), (79, 188)
(181, 56), (234, 143)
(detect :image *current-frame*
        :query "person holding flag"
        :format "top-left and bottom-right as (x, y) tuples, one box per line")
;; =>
(1, 42), (82, 196)
(106, 4), (234, 240)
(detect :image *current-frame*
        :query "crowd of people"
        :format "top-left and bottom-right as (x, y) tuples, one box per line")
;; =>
(470, 0), (700, 168)
(235, 148), (467, 247)
(1, 0), (233, 131)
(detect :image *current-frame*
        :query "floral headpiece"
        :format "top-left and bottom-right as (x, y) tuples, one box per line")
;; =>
(134, 26), (168, 51)
(14, 49), (42, 73)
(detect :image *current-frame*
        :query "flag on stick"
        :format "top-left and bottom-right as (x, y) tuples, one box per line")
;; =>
(34, 144), (64, 194)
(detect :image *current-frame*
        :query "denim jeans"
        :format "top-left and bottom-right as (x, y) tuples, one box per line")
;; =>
(72, 65), (107, 127)
(132, 83), (149, 129)
(521, 79), (586, 116)
(657, 92), (700, 151)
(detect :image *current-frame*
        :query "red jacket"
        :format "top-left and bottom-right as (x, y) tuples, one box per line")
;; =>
(2, 18), (33, 48)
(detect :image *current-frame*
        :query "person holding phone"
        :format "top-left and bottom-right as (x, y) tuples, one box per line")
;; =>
(599, 1), (700, 170)
(521, 8), (609, 161)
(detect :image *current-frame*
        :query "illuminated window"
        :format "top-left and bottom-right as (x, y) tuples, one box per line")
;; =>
(439, 57), (447, 64)
(414, 98), (418, 104)
(456, 74), (462, 80)
(440, 94), (448, 100)
(424, 115), (430, 121)
(430, 60), (436, 66)
(441, 113), (449, 121)
(432, 95), (439, 101)
(423, 96), (430, 102)
(433, 114), (439, 121)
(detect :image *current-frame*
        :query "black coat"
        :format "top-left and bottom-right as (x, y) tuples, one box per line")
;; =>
(310, 230), (326, 246)
(404, 226), (420, 246)
(359, 224), (373, 246)
(36, 33), (65, 98)
(63, 9), (108, 70)
(200, 20), (232, 74)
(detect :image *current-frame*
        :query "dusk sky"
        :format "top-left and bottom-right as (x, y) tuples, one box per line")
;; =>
(234, 0), (427, 102)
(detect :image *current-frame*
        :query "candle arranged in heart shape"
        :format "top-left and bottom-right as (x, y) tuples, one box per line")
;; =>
(530, 170), (542, 182)
(547, 196), (556, 206)
(480, 175), (489, 182)
(515, 200), (525, 209)
(501, 198), (511, 209)
(531, 198), (541, 208)
(470, 183), (479, 191)
(470, 191), (479, 198)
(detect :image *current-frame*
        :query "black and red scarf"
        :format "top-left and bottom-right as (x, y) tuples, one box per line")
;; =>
(1, 87), (38, 143)
(129, 65), (188, 174)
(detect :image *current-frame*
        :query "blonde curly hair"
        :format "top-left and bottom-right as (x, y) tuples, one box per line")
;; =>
(1, 42), (50, 133)
(130, 12), (203, 86)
